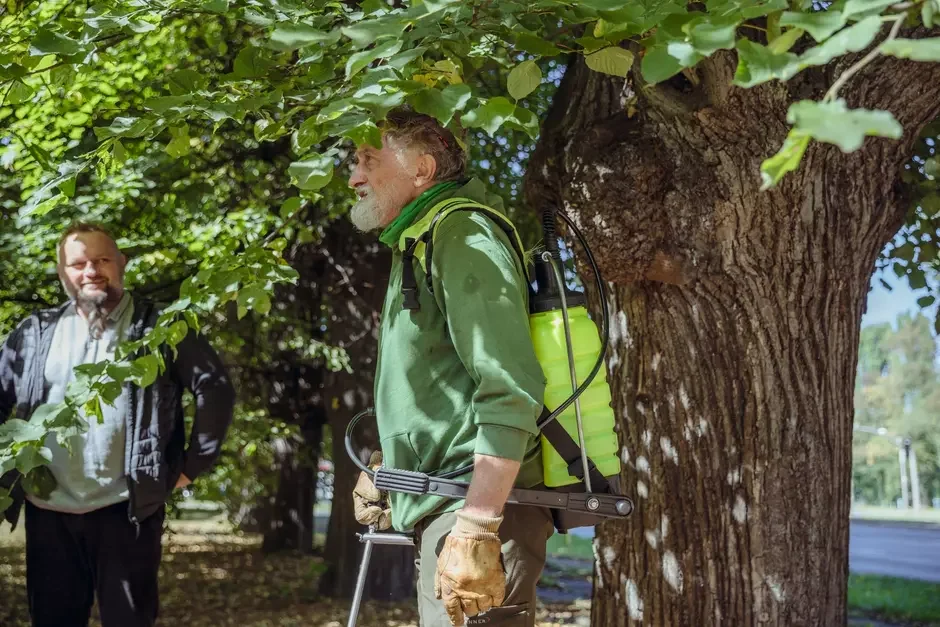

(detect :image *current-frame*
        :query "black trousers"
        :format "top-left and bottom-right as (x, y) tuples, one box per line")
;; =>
(24, 499), (165, 627)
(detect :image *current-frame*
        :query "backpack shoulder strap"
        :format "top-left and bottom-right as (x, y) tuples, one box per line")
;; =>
(397, 197), (529, 311)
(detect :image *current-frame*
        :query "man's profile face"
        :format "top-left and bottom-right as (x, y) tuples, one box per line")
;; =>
(347, 136), (421, 232)
(58, 232), (126, 308)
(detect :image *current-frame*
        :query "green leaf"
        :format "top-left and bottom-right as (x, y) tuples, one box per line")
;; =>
(768, 28), (805, 54)
(83, 395), (103, 424)
(387, 47), (426, 70)
(894, 243), (915, 261)
(233, 46), (276, 79)
(166, 125), (191, 158)
(6, 80), (35, 105)
(130, 354), (160, 388)
(917, 295), (936, 308)
(21, 465), (56, 499)
(408, 84), (472, 126)
(787, 99), (902, 153)
(168, 69), (207, 96)
(202, 0), (229, 13)
(236, 285), (271, 319)
(341, 17), (406, 49)
(734, 39), (800, 88)
(799, 16), (883, 68)
(585, 46), (634, 77)
(924, 0), (937, 28)
(167, 320), (190, 347)
(346, 39), (403, 79)
(269, 24), (341, 51)
(514, 32), (561, 57)
(462, 97), (517, 136)
(686, 19), (738, 56)
(880, 38), (940, 62)
(0, 492), (12, 513)
(641, 45), (682, 83)
(843, 0), (897, 19)
(0, 418), (45, 444)
(94, 116), (155, 140)
(145, 95), (193, 114)
(909, 268), (928, 290)
(15, 445), (52, 474)
(507, 60), (542, 100)
(98, 381), (124, 407)
(707, 0), (787, 19)
(288, 154), (334, 191)
(780, 11), (846, 42)
(280, 197), (302, 219)
(760, 129), (811, 191)
(29, 29), (82, 56)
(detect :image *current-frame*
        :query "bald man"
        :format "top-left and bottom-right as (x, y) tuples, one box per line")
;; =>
(0, 222), (235, 627)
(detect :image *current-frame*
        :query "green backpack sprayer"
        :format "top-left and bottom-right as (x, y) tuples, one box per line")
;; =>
(344, 198), (634, 626)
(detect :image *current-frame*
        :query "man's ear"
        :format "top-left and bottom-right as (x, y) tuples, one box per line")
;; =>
(414, 153), (438, 187)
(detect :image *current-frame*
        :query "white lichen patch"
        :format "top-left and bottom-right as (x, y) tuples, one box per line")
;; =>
(636, 401), (647, 416)
(660, 437), (678, 464)
(727, 469), (741, 485)
(596, 164), (614, 182)
(662, 551), (683, 592)
(592, 538), (605, 589)
(636, 456), (650, 475)
(637, 480), (649, 498)
(644, 530), (659, 549)
(679, 385), (690, 410)
(603, 546), (617, 571)
(697, 418), (709, 436)
(683, 425), (693, 442)
(733, 495), (748, 523)
(661, 515), (670, 539)
(621, 446), (631, 465)
(642, 430), (652, 448)
(625, 579), (644, 621)
(651, 353), (661, 371)
(766, 575), (786, 602)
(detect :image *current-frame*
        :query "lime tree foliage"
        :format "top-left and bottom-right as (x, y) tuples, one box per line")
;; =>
(854, 313), (940, 507)
(2, 0), (940, 617)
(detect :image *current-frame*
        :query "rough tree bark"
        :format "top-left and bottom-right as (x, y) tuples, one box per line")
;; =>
(317, 219), (416, 602)
(526, 33), (940, 626)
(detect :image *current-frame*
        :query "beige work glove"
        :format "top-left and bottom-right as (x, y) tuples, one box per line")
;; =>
(352, 450), (392, 530)
(434, 509), (506, 626)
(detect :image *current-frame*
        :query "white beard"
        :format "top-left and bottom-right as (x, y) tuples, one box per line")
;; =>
(350, 185), (398, 233)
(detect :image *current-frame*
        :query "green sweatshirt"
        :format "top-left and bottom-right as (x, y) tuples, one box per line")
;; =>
(374, 178), (547, 532)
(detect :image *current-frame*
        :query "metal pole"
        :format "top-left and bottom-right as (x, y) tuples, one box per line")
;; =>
(908, 440), (921, 510)
(545, 251), (593, 493)
(898, 438), (909, 509)
(347, 534), (374, 627)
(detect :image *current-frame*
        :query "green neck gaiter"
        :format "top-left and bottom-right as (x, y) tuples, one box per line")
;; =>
(378, 181), (460, 248)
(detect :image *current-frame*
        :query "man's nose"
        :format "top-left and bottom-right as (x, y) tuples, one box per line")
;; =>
(348, 164), (365, 188)
(83, 262), (99, 276)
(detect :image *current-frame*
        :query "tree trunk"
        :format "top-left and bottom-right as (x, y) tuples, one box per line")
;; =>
(261, 409), (324, 554)
(526, 41), (940, 626)
(317, 219), (416, 601)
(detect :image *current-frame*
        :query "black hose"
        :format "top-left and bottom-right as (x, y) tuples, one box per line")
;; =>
(345, 408), (376, 477)
(345, 208), (611, 483)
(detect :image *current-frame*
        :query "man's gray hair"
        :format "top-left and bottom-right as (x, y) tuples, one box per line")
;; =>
(380, 107), (467, 182)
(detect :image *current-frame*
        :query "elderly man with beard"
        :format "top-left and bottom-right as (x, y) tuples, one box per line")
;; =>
(349, 108), (552, 627)
(0, 223), (235, 627)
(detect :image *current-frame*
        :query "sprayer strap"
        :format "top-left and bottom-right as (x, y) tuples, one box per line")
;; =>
(539, 407), (610, 492)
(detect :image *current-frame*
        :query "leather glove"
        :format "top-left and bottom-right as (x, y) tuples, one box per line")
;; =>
(352, 450), (392, 530)
(434, 509), (506, 626)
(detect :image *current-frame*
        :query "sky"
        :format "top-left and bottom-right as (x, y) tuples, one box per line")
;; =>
(862, 268), (937, 330)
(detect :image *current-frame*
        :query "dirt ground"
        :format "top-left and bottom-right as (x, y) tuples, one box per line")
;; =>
(0, 519), (591, 627)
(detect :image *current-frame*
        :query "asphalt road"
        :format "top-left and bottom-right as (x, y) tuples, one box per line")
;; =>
(849, 521), (940, 583)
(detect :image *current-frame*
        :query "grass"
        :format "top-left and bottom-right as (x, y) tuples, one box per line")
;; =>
(848, 574), (940, 626)
(546, 532), (594, 561)
(851, 505), (940, 526)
